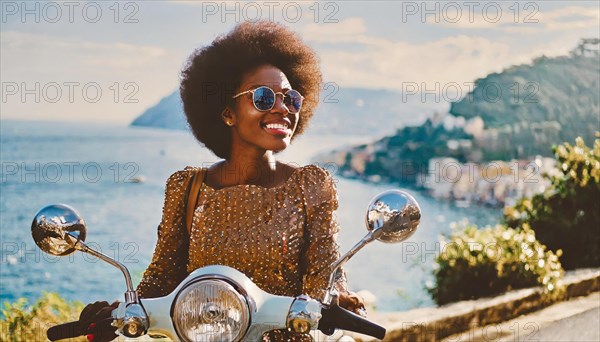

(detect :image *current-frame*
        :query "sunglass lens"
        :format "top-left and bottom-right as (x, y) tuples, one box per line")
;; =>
(253, 86), (275, 111)
(284, 90), (303, 113)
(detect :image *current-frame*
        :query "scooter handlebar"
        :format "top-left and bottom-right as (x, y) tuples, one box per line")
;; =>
(318, 303), (386, 340)
(47, 321), (82, 341)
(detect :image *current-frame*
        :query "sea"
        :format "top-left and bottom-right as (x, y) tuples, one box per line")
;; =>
(0, 120), (501, 312)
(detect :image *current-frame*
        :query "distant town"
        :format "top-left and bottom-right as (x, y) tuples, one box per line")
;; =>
(332, 145), (556, 207)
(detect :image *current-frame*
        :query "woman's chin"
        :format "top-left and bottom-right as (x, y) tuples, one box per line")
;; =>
(267, 140), (291, 153)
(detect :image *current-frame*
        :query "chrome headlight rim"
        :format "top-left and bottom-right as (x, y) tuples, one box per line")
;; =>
(171, 275), (253, 342)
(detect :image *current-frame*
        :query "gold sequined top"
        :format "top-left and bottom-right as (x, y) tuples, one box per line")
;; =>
(137, 164), (348, 340)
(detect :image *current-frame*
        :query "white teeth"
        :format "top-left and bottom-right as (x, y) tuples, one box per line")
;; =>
(265, 123), (288, 130)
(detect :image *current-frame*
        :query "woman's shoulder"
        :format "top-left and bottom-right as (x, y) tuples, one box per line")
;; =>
(164, 166), (204, 189)
(295, 163), (336, 184)
(294, 164), (338, 207)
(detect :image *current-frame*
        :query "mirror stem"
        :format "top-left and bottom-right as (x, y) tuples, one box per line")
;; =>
(323, 231), (376, 305)
(74, 240), (138, 304)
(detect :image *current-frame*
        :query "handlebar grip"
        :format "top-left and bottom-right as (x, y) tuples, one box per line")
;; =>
(47, 321), (83, 341)
(318, 304), (386, 340)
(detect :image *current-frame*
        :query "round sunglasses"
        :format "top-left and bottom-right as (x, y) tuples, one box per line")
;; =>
(232, 86), (304, 114)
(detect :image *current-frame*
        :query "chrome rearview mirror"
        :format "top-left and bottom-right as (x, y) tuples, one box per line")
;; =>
(324, 190), (421, 304)
(31, 204), (139, 305)
(31, 204), (87, 256)
(366, 190), (421, 243)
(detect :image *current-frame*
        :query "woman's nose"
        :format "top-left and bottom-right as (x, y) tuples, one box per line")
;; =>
(271, 93), (288, 115)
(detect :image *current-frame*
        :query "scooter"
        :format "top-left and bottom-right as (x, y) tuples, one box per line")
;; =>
(31, 190), (421, 342)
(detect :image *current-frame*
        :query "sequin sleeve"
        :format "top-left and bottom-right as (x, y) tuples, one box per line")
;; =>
(136, 169), (194, 298)
(300, 166), (349, 301)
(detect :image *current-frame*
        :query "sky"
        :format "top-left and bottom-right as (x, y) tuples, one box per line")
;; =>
(1, 0), (599, 124)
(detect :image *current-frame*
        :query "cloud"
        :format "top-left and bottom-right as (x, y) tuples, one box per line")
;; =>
(1, 31), (181, 123)
(1, 31), (168, 71)
(422, 2), (519, 29)
(303, 17), (367, 42)
(424, 4), (599, 34)
(315, 33), (514, 89)
(301, 20), (589, 97)
(542, 6), (600, 31)
(169, 0), (334, 26)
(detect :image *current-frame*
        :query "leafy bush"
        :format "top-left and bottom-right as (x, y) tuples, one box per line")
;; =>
(504, 136), (600, 269)
(427, 222), (563, 305)
(1, 292), (85, 342)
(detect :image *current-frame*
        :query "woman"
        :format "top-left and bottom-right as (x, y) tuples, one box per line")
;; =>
(81, 21), (365, 342)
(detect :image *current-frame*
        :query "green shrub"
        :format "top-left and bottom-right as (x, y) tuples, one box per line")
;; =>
(1, 292), (85, 342)
(427, 222), (563, 305)
(504, 136), (600, 269)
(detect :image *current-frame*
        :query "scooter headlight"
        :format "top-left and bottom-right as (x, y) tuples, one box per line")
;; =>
(172, 279), (250, 342)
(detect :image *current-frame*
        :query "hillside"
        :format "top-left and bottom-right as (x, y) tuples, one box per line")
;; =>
(318, 46), (600, 188)
(130, 91), (188, 130)
(450, 54), (599, 145)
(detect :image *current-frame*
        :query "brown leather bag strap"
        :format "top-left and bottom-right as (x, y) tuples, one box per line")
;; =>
(185, 168), (206, 235)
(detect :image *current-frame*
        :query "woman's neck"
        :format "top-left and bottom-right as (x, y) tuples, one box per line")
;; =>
(207, 146), (289, 189)
(224, 152), (277, 184)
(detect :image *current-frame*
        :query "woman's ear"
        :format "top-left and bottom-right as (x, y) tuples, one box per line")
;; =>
(221, 107), (235, 127)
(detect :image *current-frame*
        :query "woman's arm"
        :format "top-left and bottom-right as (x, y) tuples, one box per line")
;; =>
(136, 169), (194, 298)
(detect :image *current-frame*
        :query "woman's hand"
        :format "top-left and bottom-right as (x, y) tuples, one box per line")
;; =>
(338, 291), (367, 317)
(78, 301), (119, 342)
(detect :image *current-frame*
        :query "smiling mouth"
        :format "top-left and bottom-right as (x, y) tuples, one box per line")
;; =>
(261, 122), (292, 136)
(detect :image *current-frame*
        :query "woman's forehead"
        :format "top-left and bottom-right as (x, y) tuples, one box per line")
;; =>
(240, 65), (292, 90)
